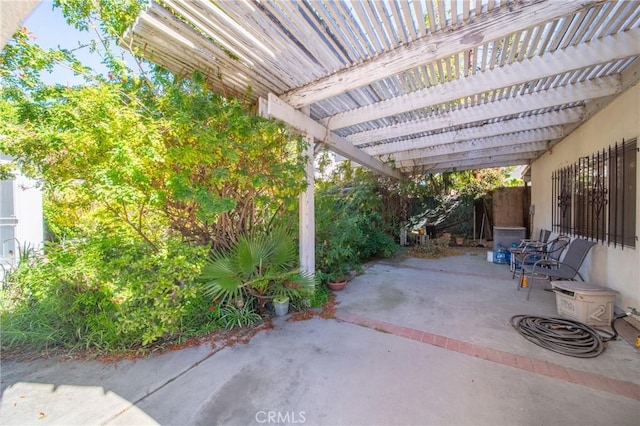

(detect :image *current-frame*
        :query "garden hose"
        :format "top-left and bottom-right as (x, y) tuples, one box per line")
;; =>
(510, 313), (629, 358)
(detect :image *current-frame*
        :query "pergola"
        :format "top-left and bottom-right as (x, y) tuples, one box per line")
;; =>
(123, 0), (640, 270)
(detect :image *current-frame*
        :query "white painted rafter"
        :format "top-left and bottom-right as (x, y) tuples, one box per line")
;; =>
(351, 106), (583, 148)
(321, 27), (639, 131)
(388, 128), (560, 163)
(354, 76), (619, 151)
(405, 155), (533, 174)
(282, 0), (609, 108)
(391, 141), (550, 166)
(264, 94), (403, 180)
(360, 107), (581, 155)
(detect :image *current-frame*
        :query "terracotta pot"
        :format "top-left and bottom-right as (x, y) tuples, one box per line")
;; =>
(327, 280), (347, 291)
(455, 237), (464, 246)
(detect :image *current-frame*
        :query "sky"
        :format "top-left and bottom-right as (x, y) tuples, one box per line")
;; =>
(22, 1), (138, 85)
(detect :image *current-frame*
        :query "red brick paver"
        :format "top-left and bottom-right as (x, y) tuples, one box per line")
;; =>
(333, 310), (640, 401)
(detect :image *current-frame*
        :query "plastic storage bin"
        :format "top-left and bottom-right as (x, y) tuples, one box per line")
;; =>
(493, 226), (526, 250)
(551, 281), (618, 327)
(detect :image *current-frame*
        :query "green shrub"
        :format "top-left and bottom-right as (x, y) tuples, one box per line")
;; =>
(307, 282), (330, 308)
(200, 227), (316, 310)
(0, 237), (208, 353)
(315, 162), (399, 281)
(178, 290), (223, 337)
(218, 302), (263, 329)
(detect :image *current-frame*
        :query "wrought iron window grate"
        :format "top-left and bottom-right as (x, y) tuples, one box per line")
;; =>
(552, 138), (637, 248)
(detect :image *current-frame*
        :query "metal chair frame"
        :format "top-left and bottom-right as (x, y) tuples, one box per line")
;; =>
(519, 238), (597, 300)
(512, 234), (569, 279)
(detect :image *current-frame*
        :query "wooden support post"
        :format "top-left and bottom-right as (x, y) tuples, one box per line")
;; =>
(299, 135), (315, 274)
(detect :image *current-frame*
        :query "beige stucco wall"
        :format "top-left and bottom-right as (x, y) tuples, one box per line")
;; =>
(531, 84), (640, 316)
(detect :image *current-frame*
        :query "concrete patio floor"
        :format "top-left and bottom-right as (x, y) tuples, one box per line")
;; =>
(1, 249), (639, 425)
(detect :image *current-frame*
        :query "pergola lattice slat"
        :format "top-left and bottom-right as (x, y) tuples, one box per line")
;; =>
(282, 0), (610, 108)
(322, 27), (640, 131)
(124, 0), (639, 175)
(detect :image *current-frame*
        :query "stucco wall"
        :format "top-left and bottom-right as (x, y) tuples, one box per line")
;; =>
(531, 85), (640, 317)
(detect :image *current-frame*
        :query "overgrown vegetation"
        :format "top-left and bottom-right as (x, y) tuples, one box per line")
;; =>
(0, 1), (523, 357)
(1, 237), (207, 352)
(407, 235), (454, 259)
(0, 1), (311, 356)
(314, 157), (401, 283)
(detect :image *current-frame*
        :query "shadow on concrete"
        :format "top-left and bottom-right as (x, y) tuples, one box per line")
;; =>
(1, 250), (638, 425)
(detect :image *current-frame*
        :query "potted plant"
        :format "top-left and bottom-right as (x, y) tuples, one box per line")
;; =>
(200, 227), (316, 313)
(326, 273), (348, 291)
(324, 264), (352, 291)
(455, 235), (465, 246)
(273, 296), (290, 316)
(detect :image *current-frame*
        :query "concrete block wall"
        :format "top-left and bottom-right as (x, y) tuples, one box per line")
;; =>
(492, 187), (525, 227)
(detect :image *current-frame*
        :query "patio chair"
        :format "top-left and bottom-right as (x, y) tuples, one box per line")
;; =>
(520, 238), (597, 300)
(510, 229), (552, 276)
(512, 234), (569, 279)
(524, 228), (552, 245)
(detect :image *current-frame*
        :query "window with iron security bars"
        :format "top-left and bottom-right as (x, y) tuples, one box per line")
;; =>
(552, 165), (573, 234)
(609, 138), (637, 248)
(552, 138), (637, 248)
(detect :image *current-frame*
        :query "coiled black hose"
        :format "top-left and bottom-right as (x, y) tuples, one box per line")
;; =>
(510, 314), (626, 358)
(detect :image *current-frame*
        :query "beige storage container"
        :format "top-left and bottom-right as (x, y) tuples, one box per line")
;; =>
(551, 281), (618, 327)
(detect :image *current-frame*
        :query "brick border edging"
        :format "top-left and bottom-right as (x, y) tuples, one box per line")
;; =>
(333, 311), (640, 401)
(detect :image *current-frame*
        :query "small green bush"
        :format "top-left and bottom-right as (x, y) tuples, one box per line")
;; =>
(307, 283), (329, 308)
(218, 302), (263, 329)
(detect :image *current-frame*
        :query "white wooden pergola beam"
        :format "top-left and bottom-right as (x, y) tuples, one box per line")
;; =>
(264, 93), (403, 180)
(396, 141), (550, 166)
(405, 156), (533, 174)
(352, 106), (582, 149)
(322, 27), (639, 130)
(0, 0), (40, 49)
(356, 76), (618, 151)
(558, 55), (640, 143)
(388, 128), (560, 163)
(361, 107), (581, 155)
(283, 0), (608, 108)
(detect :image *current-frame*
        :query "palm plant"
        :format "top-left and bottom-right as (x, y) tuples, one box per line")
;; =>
(200, 227), (315, 311)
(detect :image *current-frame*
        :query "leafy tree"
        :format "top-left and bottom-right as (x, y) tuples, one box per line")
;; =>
(0, 0), (310, 353)
(1, 2), (308, 251)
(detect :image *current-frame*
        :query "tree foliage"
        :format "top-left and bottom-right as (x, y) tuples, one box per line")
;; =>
(0, 0), (310, 353)
(314, 156), (399, 282)
(0, 6), (308, 251)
